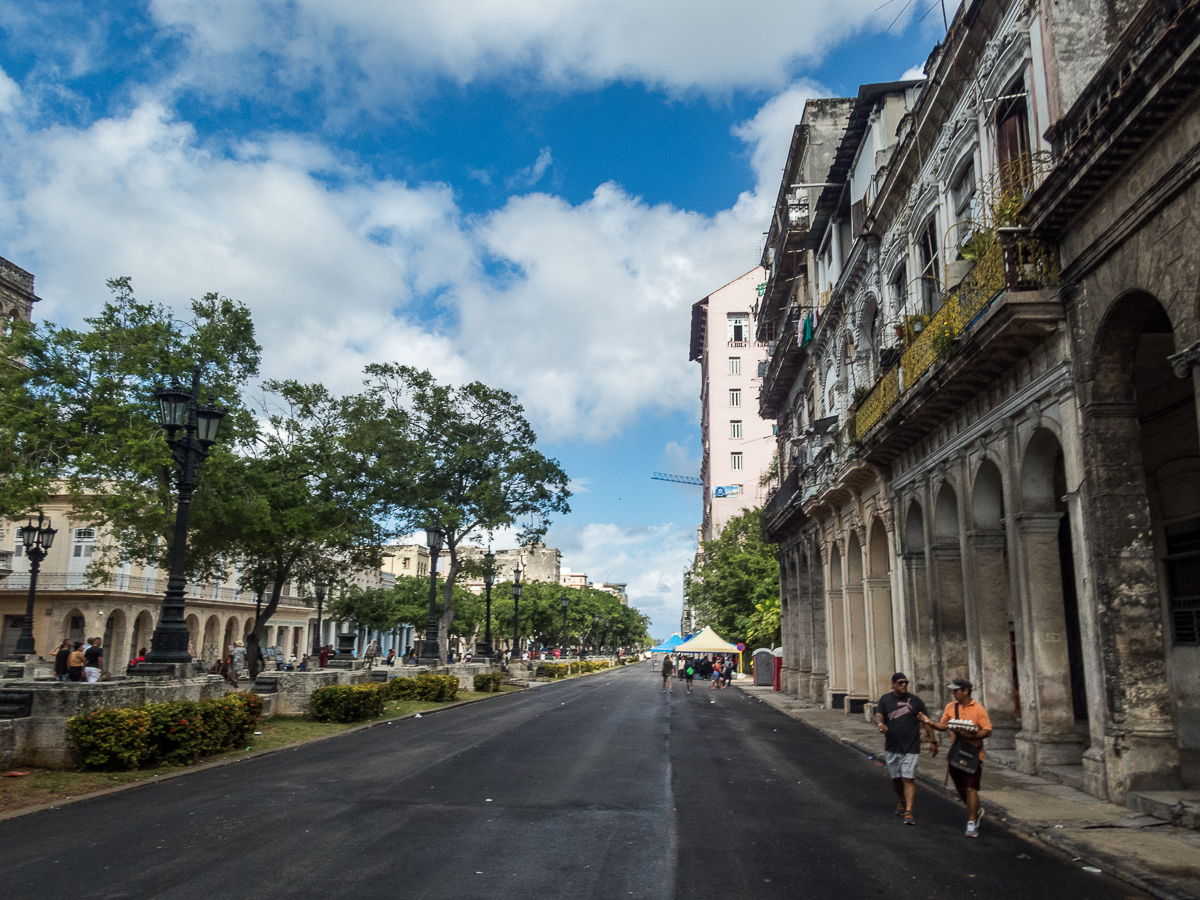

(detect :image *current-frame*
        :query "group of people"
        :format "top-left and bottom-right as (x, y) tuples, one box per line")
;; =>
(53, 637), (104, 682)
(874, 672), (992, 838)
(658, 653), (737, 694)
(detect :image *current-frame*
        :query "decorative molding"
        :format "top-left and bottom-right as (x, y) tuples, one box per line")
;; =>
(1168, 341), (1200, 379)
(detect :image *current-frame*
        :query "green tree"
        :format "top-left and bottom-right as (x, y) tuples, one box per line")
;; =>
(0, 278), (260, 583)
(349, 365), (571, 664)
(193, 380), (385, 678)
(685, 508), (780, 646)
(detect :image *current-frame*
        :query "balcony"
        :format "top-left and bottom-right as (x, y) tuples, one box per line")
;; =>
(0, 571), (314, 608)
(759, 305), (808, 419)
(0, 550), (11, 579)
(763, 466), (802, 540)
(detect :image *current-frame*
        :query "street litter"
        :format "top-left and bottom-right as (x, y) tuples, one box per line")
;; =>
(1054, 824), (1064, 828)
(1017, 854), (1031, 860)
(1082, 867), (1102, 874)
(2, 771), (30, 777)
(414, 713), (422, 717)
(254, 731), (262, 735)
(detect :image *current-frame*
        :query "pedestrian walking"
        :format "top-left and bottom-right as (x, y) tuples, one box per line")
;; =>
(919, 677), (992, 837)
(319, 644), (331, 667)
(874, 672), (938, 825)
(83, 637), (104, 683)
(54, 639), (72, 681)
(684, 658), (695, 693)
(661, 654), (674, 693)
(230, 640), (247, 678)
(710, 659), (723, 689)
(67, 642), (86, 682)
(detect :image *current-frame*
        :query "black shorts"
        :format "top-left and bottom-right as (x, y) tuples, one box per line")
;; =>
(949, 763), (983, 794)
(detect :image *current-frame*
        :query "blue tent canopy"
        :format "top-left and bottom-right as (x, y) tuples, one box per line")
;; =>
(648, 633), (684, 653)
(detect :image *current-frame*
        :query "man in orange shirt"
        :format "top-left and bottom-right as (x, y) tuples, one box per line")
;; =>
(919, 677), (992, 837)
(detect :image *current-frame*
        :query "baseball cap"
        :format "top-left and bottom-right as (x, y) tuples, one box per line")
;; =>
(891, 672), (908, 683)
(948, 677), (973, 691)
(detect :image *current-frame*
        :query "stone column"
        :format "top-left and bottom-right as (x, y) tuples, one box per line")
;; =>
(1013, 512), (1084, 772)
(866, 576), (895, 699)
(795, 548), (815, 700)
(809, 540), (829, 700)
(966, 530), (1017, 749)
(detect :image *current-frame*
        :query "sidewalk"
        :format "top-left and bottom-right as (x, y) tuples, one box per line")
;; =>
(736, 683), (1200, 900)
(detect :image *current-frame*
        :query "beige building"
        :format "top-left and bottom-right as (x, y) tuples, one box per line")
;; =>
(1, 493), (346, 667)
(690, 267), (775, 539)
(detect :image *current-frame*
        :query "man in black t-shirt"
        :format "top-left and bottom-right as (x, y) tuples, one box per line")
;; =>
(874, 672), (938, 824)
(83, 637), (104, 683)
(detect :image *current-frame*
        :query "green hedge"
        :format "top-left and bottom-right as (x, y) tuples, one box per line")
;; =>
(67, 692), (264, 771)
(473, 672), (505, 692)
(309, 683), (387, 723)
(384, 672), (459, 702)
(537, 659), (614, 679)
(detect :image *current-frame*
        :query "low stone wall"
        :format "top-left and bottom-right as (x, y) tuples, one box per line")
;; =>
(252, 668), (372, 716)
(0, 675), (231, 770)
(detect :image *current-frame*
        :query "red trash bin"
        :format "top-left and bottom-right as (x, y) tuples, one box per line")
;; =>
(772, 650), (783, 692)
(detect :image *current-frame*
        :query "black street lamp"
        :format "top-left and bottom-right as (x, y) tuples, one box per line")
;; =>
(592, 614), (600, 658)
(419, 523), (444, 665)
(511, 565), (522, 662)
(559, 593), (570, 659)
(480, 550), (495, 659)
(144, 366), (226, 667)
(9, 513), (57, 659)
(311, 578), (327, 659)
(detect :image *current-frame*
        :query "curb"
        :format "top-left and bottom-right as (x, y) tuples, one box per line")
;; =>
(740, 686), (1199, 900)
(0, 684), (525, 824)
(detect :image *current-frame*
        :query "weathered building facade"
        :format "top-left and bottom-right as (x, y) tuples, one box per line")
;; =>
(761, 0), (1200, 807)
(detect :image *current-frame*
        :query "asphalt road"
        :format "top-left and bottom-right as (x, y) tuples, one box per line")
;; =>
(0, 666), (1146, 899)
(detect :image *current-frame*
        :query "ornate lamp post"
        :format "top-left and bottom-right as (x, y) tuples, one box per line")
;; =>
(511, 565), (522, 662)
(144, 366), (226, 668)
(311, 578), (327, 658)
(419, 523), (444, 665)
(559, 593), (570, 659)
(480, 550), (495, 659)
(8, 513), (57, 659)
(592, 614), (600, 658)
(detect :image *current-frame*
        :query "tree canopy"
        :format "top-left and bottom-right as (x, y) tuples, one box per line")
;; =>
(684, 508), (780, 647)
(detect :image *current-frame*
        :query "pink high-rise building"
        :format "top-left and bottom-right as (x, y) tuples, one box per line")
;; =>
(689, 267), (775, 540)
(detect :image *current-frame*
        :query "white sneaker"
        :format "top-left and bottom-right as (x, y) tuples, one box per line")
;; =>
(965, 819), (979, 838)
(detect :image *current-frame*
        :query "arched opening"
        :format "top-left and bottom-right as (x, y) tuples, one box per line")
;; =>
(61, 608), (85, 646)
(102, 610), (126, 675)
(223, 617), (240, 659)
(970, 459), (1019, 743)
(845, 531), (869, 702)
(202, 615), (220, 665)
(131, 611), (154, 662)
(185, 614), (200, 659)
(867, 516), (896, 696)
(933, 482), (967, 682)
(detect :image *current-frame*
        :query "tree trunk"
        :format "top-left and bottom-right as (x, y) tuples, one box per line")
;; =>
(247, 578), (286, 680)
(439, 546), (461, 666)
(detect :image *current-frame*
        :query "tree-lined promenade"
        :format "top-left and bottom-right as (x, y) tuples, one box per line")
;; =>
(0, 279), (649, 673)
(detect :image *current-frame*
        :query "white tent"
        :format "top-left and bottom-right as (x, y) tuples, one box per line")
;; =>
(676, 625), (740, 654)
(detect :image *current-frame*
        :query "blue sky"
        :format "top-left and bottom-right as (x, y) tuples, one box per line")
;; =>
(0, 0), (945, 638)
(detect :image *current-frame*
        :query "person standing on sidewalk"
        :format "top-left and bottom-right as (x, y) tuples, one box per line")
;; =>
(874, 672), (938, 825)
(83, 637), (104, 683)
(661, 654), (674, 693)
(919, 677), (992, 837)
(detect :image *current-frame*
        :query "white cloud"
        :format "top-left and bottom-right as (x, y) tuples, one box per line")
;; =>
(731, 80), (827, 190)
(147, 0), (913, 99)
(0, 67), (19, 115)
(900, 64), (928, 81)
(550, 521), (695, 635)
(505, 147), (553, 190)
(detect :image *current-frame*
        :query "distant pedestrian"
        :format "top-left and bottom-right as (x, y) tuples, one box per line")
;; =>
(722, 657), (733, 687)
(67, 642), (86, 682)
(319, 644), (331, 667)
(230, 641), (247, 678)
(661, 654), (674, 693)
(711, 660), (723, 689)
(386, 649), (396, 666)
(83, 637), (104, 683)
(684, 659), (695, 693)
(54, 639), (72, 681)
(919, 678), (992, 837)
(874, 672), (938, 825)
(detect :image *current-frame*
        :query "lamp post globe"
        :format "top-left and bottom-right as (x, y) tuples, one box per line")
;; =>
(419, 522), (445, 665)
(8, 513), (57, 660)
(559, 593), (570, 659)
(480, 551), (495, 659)
(143, 365), (226, 671)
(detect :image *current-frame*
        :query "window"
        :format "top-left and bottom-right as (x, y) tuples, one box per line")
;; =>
(73, 528), (95, 559)
(728, 357), (741, 375)
(727, 314), (748, 344)
(729, 389), (741, 407)
(997, 81), (1032, 195)
(731, 453), (743, 471)
(772, 424), (778, 436)
(402, 556), (410, 569)
(13, 534), (22, 557)
(730, 421), (742, 439)
(890, 264), (908, 315)
(952, 161), (977, 249)
(74, 528), (95, 541)
(918, 219), (941, 313)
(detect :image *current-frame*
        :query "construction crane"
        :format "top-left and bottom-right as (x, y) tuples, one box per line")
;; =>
(651, 472), (703, 486)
